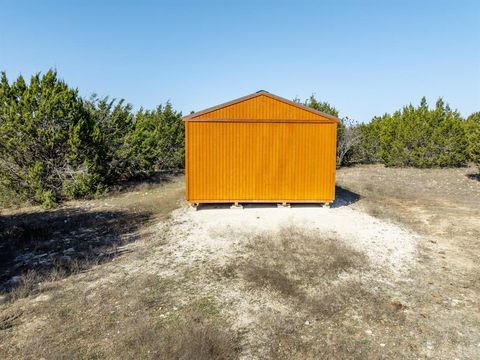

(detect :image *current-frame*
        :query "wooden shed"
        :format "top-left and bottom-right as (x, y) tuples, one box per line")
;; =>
(183, 91), (339, 206)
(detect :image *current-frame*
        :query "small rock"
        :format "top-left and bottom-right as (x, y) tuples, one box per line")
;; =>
(389, 300), (407, 311)
(380, 343), (385, 347)
(451, 299), (461, 306)
(365, 329), (373, 336)
(304, 320), (310, 325)
(33, 294), (52, 302)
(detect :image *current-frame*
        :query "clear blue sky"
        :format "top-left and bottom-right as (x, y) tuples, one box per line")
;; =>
(1, 0), (479, 121)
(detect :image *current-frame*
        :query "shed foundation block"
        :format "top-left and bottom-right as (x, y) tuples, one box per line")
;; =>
(190, 203), (199, 211)
(230, 202), (243, 209)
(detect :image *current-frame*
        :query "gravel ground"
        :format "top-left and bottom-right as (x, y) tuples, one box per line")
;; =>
(170, 203), (418, 277)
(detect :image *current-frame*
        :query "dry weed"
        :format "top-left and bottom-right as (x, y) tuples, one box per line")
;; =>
(116, 312), (239, 360)
(241, 226), (368, 297)
(8, 270), (40, 301)
(0, 309), (22, 331)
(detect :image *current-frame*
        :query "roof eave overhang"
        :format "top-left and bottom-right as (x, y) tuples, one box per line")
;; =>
(182, 91), (341, 124)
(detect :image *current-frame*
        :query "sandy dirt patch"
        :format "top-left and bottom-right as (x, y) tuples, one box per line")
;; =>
(168, 203), (418, 277)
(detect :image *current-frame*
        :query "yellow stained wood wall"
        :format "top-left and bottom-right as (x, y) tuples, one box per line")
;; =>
(185, 120), (337, 203)
(193, 94), (324, 121)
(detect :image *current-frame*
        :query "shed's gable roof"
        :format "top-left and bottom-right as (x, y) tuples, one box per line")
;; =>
(183, 91), (340, 123)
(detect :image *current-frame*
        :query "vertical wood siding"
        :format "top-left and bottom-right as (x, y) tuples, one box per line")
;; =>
(186, 121), (337, 202)
(194, 95), (326, 121)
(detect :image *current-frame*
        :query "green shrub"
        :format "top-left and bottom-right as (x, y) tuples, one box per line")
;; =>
(128, 103), (184, 177)
(85, 97), (184, 182)
(301, 94), (339, 118)
(465, 112), (480, 170)
(0, 70), (103, 207)
(0, 70), (184, 208)
(352, 118), (382, 164)
(356, 98), (468, 168)
(84, 96), (135, 183)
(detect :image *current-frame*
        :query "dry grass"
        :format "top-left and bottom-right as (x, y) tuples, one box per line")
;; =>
(116, 313), (239, 360)
(244, 226), (367, 283)
(333, 164), (480, 359)
(0, 208), (152, 294)
(240, 226), (369, 308)
(0, 309), (22, 331)
(218, 226), (413, 358)
(2, 272), (240, 360)
(1, 168), (480, 359)
(0, 176), (184, 299)
(6, 270), (41, 301)
(205, 209), (478, 359)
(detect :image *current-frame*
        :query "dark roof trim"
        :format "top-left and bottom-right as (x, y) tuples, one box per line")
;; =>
(182, 90), (341, 123)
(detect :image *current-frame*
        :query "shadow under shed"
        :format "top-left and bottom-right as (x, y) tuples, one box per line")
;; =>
(194, 186), (360, 210)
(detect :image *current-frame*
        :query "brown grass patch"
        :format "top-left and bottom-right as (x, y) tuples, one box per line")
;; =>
(2, 272), (240, 360)
(0, 208), (153, 294)
(114, 312), (239, 360)
(259, 281), (410, 359)
(242, 226), (368, 297)
(220, 226), (415, 358)
(6, 270), (41, 301)
(0, 309), (22, 331)
(0, 176), (184, 297)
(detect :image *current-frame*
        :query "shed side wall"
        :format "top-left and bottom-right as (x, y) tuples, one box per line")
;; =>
(186, 121), (336, 202)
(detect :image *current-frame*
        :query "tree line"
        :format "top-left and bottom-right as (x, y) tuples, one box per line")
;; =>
(302, 95), (479, 169)
(0, 70), (183, 207)
(0, 70), (479, 207)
